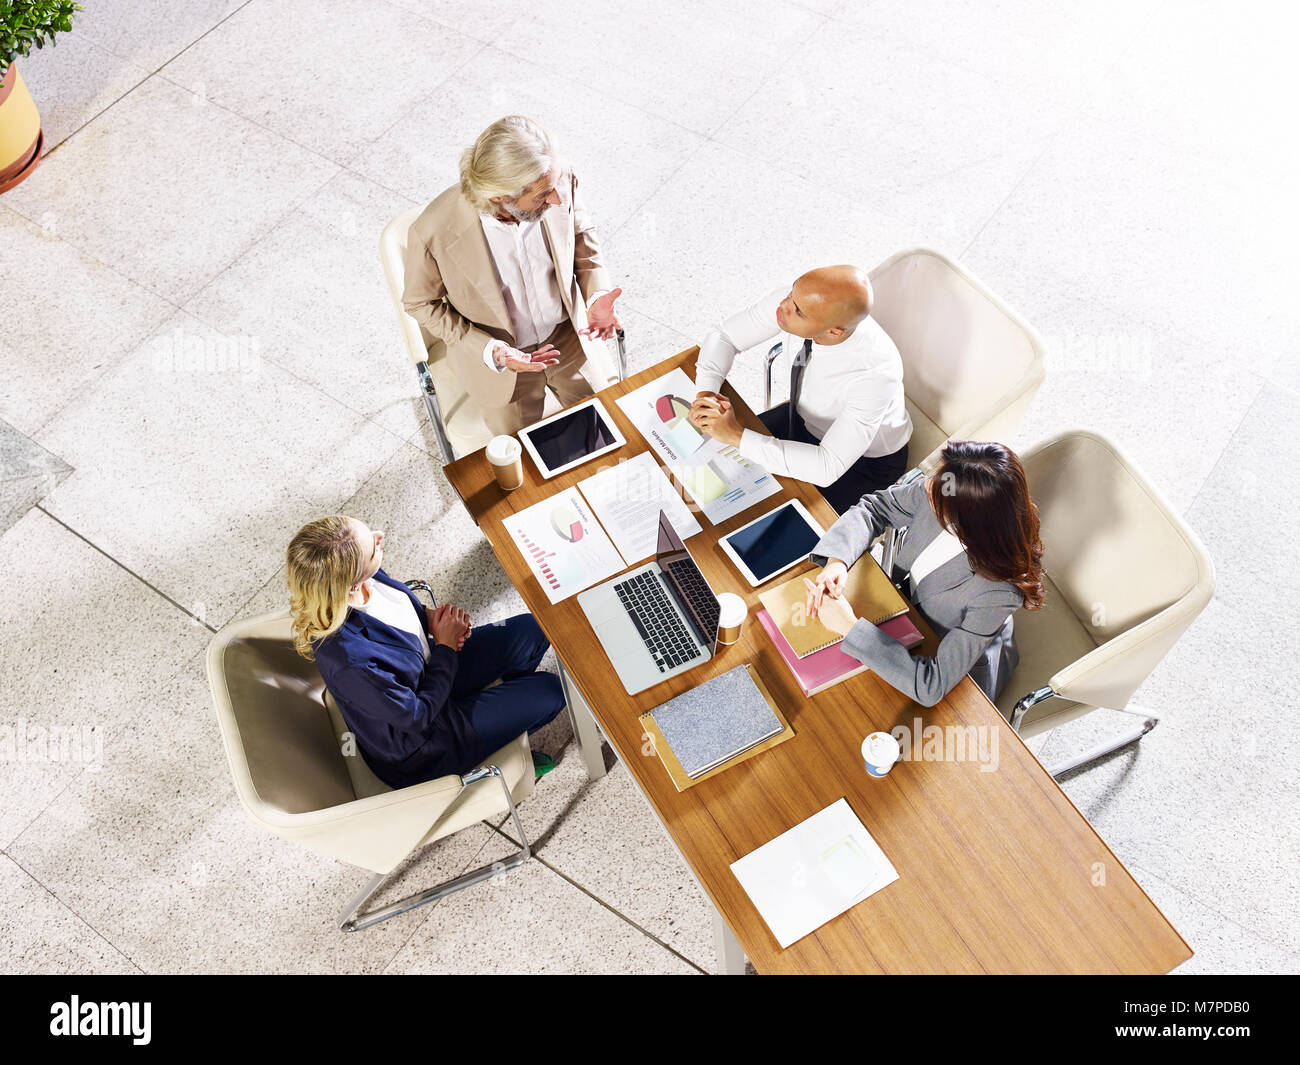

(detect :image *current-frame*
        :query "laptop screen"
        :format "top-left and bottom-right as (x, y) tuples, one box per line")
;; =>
(654, 511), (721, 655)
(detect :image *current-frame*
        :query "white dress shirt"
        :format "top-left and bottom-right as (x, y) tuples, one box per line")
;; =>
(478, 206), (608, 372)
(695, 287), (912, 486)
(357, 579), (430, 662)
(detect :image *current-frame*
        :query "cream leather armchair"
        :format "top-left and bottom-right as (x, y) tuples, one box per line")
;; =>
(206, 596), (537, 932)
(764, 248), (1046, 473)
(380, 206), (627, 463)
(997, 430), (1216, 776)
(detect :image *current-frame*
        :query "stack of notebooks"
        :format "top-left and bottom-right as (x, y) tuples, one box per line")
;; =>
(756, 556), (923, 696)
(640, 665), (794, 791)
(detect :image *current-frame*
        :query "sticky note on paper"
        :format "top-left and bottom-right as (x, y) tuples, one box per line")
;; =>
(820, 837), (875, 899)
(664, 416), (705, 457)
(682, 462), (727, 504)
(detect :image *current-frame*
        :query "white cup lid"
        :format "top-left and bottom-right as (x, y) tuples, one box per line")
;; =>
(487, 435), (521, 463)
(716, 592), (747, 626)
(861, 731), (900, 767)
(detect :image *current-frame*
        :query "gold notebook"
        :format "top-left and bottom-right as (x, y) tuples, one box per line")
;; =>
(757, 554), (910, 657)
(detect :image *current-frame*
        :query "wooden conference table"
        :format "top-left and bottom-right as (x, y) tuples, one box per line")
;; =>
(444, 348), (1192, 975)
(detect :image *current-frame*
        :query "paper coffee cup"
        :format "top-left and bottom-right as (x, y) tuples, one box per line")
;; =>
(486, 435), (523, 491)
(862, 732), (901, 778)
(716, 592), (747, 645)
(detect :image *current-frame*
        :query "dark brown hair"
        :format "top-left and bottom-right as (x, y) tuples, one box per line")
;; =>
(927, 441), (1044, 610)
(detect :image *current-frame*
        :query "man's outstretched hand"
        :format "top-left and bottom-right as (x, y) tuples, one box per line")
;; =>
(581, 287), (623, 341)
(493, 342), (560, 373)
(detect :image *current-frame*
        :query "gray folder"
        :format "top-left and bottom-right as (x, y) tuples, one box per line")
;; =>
(651, 665), (784, 778)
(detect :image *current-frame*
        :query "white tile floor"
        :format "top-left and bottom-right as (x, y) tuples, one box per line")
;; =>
(2, 0), (1297, 975)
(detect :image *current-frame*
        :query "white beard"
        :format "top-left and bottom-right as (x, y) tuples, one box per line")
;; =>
(502, 199), (547, 223)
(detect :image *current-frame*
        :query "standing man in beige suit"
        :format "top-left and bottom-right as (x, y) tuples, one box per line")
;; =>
(402, 115), (623, 436)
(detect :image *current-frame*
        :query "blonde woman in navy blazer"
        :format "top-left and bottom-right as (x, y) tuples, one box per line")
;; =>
(287, 516), (563, 788)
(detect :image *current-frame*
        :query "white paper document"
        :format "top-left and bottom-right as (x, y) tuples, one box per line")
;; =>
(502, 487), (625, 604)
(730, 798), (899, 949)
(576, 452), (703, 566)
(615, 367), (781, 525)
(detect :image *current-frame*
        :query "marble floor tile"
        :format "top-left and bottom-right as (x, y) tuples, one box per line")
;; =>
(161, 0), (485, 166)
(0, 418), (72, 536)
(3, 76), (338, 305)
(493, 756), (718, 969)
(354, 45), (709, 237)
(488, 0), (827, 137)
(963, 115), (1300, 362)
(183, 170), (425, 441)
(0, 510), (210, 850)
(0, 855), (138, 974)
(1130, 861), (1300, 976)
(384, 855), (699, 974)
(74, 0), (248, 73)
(0, 207), (175, 437)
(4, 725), (484, 974)
(991, 286), (1267, 513)
(715, 18), (1074, 249)
(12, 33), (148, 151)
(838, 0), (1164, 109)
(1086, 0), (1300, 182)
(34, 310), (409, 629)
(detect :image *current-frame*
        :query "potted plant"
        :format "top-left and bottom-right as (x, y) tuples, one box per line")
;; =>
(1, 0), (80, 193)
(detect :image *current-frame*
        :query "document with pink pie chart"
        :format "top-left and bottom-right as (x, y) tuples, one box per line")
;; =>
(503, 486), (625, 604)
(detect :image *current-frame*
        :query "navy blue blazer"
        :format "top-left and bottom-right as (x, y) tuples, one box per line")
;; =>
(312, 569), (481, 789)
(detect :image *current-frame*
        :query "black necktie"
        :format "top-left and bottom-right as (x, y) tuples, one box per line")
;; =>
(789, 338), (813, 437)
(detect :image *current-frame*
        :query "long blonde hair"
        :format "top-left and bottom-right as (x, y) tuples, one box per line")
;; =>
(287, 516), (364, 660)
(459, 115), (556, 214)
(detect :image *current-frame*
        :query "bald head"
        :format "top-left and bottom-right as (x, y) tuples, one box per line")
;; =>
(776, 265), (873, 343)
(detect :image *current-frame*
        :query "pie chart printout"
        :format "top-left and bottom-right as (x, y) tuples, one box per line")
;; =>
(550, 499), (586, 543)
(655, 393), (705, 457)
(503, 486), (623, 604)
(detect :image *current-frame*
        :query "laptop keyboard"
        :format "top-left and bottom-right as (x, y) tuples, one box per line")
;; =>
(666, 558), (719, 625)
(614, 571), (704, 673)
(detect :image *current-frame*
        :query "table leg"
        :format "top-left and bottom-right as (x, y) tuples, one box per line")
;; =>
(557, 656), (608, 781)
(713, 910), (748, 975)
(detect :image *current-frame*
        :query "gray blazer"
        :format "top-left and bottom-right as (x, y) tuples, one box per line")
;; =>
(810, 479), (1022, 707)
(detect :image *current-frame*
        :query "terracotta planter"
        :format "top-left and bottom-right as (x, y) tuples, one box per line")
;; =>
(0, 63), (44, 194)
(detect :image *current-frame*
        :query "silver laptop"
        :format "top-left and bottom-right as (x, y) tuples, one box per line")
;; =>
(578, 511), (722, 695)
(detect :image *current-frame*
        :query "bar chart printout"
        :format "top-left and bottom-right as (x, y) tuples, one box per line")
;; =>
(503, 487), (625, 603)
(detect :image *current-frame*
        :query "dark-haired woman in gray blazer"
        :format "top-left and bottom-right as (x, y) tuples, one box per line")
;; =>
(805, 441), (1045, 707)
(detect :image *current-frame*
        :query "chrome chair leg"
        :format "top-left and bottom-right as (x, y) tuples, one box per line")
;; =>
(404, 580), (438, 607)
(762, 341), (783, 411)
(417, 361), (457, 465)
(337, 764), (530, 932)
(1045, 707), (1160, 778)
(615, 328), (628, 381)
(1009, 687), (1160, 779)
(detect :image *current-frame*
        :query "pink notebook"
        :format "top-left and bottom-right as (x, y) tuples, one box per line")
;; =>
(756, 608), (922, 697)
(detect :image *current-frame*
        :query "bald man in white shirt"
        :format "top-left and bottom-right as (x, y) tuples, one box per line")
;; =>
(690, 265), (911, 513)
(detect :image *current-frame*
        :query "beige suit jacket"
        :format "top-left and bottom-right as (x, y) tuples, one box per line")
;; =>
(401, 171), (613, 409)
